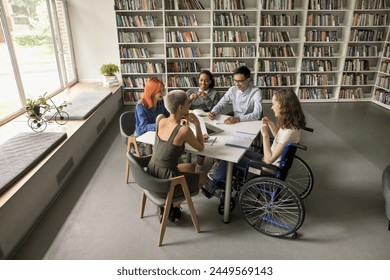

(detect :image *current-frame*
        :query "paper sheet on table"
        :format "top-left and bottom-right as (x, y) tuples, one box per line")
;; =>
(213, 114), (227, 125)
(192, 109), (207, 117)
(225, 131), (257, 149)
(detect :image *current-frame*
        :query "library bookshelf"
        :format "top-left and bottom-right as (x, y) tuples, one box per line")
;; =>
(114, 0), (390, 110)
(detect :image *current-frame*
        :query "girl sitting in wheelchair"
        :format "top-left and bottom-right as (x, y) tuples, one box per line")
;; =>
(203, 89), (307, 199)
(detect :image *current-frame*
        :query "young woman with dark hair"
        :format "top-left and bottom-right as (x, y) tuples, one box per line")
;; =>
(186, 70), (220, 112)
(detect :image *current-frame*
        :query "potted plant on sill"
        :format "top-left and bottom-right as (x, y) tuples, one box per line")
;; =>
(25, 92), (69, 132)
(100, 63), (120, 88)
(26, 93), (51, 119)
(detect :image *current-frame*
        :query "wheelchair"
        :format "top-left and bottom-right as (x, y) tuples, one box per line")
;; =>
(205, 128), (314, 239)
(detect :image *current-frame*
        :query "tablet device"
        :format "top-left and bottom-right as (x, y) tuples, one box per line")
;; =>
(205, 122), (224, 135)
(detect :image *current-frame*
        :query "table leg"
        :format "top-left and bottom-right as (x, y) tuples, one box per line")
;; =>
(223, 161), (234, 223)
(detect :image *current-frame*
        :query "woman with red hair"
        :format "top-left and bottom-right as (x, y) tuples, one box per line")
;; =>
(135, 78), (170, 136)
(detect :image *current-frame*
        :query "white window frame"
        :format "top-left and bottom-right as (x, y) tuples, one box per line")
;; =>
(0, 0), (77, 125)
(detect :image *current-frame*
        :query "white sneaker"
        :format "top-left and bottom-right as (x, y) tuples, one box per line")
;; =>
(207, 160), (220, 181)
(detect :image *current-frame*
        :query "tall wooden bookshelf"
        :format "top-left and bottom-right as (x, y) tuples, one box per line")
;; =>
(114, 0), (390, 110)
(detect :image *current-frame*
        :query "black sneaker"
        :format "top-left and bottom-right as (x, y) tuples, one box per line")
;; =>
(168, 206), (181, 222)
(156, 206), (164, 223)
(173, 207), (181, 219)
(201, 187), (212, 198)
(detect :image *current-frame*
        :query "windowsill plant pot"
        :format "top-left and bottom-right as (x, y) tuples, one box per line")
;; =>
(100, 63), (120, 88)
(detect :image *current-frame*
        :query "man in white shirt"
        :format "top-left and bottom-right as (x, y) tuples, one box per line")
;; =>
(208, 65), (262, 124)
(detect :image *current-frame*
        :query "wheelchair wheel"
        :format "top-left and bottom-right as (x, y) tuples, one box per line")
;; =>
(239, 177), (305, 237)
(285, 155), (314, 199)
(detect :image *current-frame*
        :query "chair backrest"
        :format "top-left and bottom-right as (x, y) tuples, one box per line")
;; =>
(128, 153), (172, 194)
(278, 143), (307, 180)
(277, 127), (313, 180)
(119, 111), (136, 144)
(383, 165), (390, 192)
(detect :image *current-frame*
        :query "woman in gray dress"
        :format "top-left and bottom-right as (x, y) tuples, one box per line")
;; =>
(147, 90), (207, 222)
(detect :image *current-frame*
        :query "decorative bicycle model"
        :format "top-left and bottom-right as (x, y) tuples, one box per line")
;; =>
(26, 94), (69, 132)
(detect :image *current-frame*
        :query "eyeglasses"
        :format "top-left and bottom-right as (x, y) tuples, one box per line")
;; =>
(233, 77), (249, 84)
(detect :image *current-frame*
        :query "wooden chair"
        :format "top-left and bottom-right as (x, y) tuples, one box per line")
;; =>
(125, 136), (140, 183)
(119, 111), (141, 183)
(127, 153), (200, 246)
(119, 111), (135, 144)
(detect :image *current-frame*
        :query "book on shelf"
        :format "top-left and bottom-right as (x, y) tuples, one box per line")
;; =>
(259, 31), (291, 42)
(214, 30), (252, 42)
(166, 31), (200, 43)
(167, 61), (201, 73)
(257, 74), (295, 86)
(304, 45), (334, 57)
(214, 12), (249, 26)
(308, 0), (343, 10)
(352, 13), (387, 26)
(347, 45), (377, 57)
(165, 0), (205, 10)
(343, 59), (369, 71)
(262, 14), (298, 26)
(300, 74), (333, 86)
(212, 60), (246, 72)
(214, 0), (245, 10)
(299, 88), (330, 99)
(355, 0), (387, 9)
(116, 14), (158, 27)
(165, 14), (198, 26)
(374, 89), (390, 104)
(301, 59), (333, 72)
(121, 62), (165, 73)
(214, 46), (255, 58)
(262, 0), (294, 10)
(339, 88), (363, 99)
(306, 13), (340, 26)
(259, 45), (295, 57)
(118, 31), (152, 43)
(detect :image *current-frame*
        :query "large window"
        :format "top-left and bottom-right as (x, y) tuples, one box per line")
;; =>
(0, 0), (76, 125)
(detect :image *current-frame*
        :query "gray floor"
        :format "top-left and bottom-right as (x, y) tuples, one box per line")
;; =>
(12, 102), (390, 260)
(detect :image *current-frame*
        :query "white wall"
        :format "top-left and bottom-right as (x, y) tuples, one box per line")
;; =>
(67, 0), (119, 82)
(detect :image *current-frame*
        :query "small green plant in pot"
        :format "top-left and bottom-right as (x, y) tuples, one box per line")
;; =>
(26, 93), (51, 118)
(100, 63), (120, 76)
(100, 63), (120, 87)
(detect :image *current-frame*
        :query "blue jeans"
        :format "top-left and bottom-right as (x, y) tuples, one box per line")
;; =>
(211, 153), (252, 190)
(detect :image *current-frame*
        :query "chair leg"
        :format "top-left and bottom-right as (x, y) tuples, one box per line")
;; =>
(158, 190), (174, 246)
(126, 136), (139, 183)
(181, 181), (200, 233)
(125, 159), (130, 183)
(140, 192), (147, 218)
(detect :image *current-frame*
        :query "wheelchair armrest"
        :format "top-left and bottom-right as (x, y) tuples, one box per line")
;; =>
(293, 143), (308, 151)
(303, 127), (314, 133)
